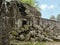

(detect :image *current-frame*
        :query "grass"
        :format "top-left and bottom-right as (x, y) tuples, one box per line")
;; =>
(10, 40), (46, 45)
(28, 42), (45, 45)
(10, 40), (60, 45)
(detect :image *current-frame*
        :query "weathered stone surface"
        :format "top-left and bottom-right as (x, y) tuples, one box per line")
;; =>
(44, 37), (53, 42)
(19, 34), (25, 41)
(8, 1), (60, 42)
(0, 1), (60, 45)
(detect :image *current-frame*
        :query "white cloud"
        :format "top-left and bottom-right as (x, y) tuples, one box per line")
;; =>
(39, 4), (55, 10)
(49, 5), (54, 9)
(40, 4), (48, 10)
(6, 0), (11, 2)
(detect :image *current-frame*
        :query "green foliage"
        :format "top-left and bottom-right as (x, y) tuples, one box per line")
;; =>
(20, 0), (35, 7)
(19, 0), (41, 11)
(28, 42), (45, 45)
(57, 14), (60, 22)
(50, 15), (55, 20)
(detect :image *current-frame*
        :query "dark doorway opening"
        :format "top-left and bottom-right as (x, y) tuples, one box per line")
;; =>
(22, 20), (27, 26)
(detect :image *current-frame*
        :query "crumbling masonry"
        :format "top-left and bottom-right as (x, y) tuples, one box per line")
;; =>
(0, 1), (60, 45)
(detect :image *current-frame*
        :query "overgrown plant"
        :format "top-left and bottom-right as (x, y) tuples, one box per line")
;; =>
(20, 0), (35, 7)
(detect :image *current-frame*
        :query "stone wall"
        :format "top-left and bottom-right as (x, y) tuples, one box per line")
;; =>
(0, 1), (60, 45)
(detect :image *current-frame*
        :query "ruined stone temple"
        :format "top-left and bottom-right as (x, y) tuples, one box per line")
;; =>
(0, 0), (60, 45)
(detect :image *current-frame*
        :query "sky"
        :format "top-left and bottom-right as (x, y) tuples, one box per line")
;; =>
(35, 0), (60, 19)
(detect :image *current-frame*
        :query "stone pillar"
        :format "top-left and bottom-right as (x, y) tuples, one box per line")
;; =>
(1, 16), (10, 45)
(0, 16), (10, 45)
(0, 15), (3, 45)
(29, 19), (33, 26)
(0, 3), (10, 45)
(32, 17), (36, 25)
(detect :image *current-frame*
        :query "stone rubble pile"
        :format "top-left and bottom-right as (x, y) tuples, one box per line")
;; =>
(0, 0), (60, 42)
(10, 25), (60, 42)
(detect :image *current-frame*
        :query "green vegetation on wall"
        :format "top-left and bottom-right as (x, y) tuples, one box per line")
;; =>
(20, 0), (35, 7)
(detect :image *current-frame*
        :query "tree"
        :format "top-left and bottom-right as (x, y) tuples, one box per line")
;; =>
(20, 0), (35, 7)
(57, 14), (60, 22)
(50, 15), (55, 20)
